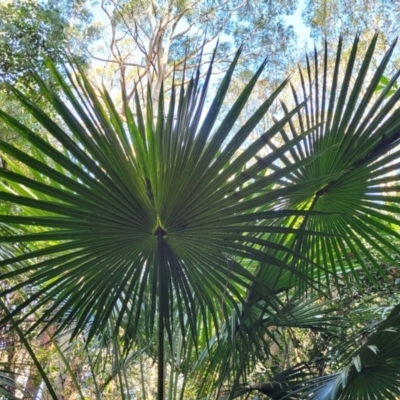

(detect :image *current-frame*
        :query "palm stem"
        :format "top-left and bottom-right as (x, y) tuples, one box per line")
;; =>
(157, 230), (166, 400)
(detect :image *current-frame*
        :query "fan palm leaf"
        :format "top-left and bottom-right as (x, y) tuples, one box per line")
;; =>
(0, 49), (323, 397)
(245, 34), (400, 304)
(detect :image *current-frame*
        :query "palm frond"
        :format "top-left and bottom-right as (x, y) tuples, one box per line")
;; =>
(0, 49), (316, 361)
(249, 34), (400, 296)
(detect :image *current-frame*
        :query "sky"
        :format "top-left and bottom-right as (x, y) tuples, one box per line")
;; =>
(284, 0), (312, 48)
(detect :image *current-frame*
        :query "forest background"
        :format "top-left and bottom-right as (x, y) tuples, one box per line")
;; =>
(2, 0), (400, 399)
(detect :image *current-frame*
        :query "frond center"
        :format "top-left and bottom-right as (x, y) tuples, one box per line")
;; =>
(153, 226), (168, 237)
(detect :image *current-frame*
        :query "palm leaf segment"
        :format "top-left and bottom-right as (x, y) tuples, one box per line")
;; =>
(0, 49), (314, 346)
